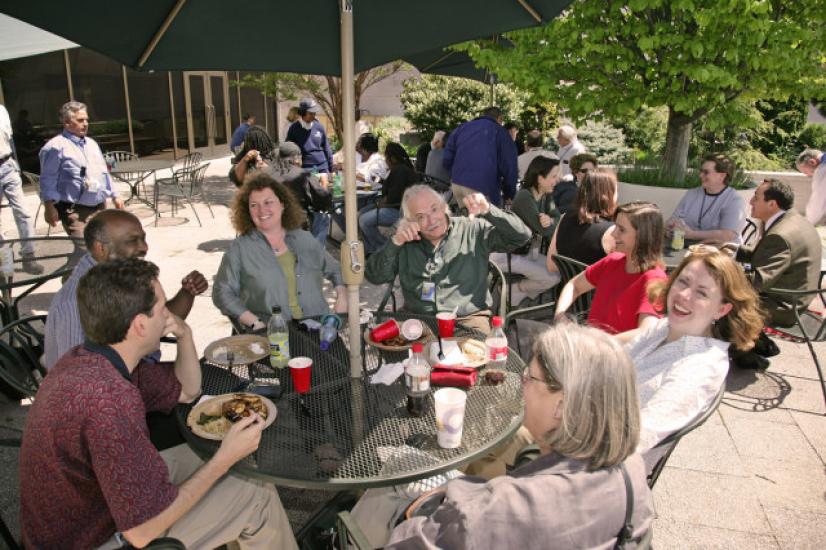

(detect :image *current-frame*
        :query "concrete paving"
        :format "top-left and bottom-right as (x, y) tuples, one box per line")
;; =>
(1, 156), (824, 548)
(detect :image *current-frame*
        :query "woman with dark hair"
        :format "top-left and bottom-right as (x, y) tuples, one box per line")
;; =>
(555, 201), (667, 334)
(355, 133), (388, 184)
(491, 155), (562, 305)
(546, 167), (617, 272)
(382, 323), (653, 549)
(358, 142), (419, 253)
(667, 153), (746, 245)
(621, 245), (764, 452)
(229, 125), (277, 187)
(213, 172), (346, 331)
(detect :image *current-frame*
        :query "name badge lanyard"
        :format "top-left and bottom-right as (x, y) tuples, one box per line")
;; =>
(422, 239), (447, 304)
(697, 188), (724, 228)
(69, 138), (95, 192)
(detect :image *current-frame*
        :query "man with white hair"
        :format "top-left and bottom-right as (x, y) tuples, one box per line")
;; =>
(555, 124), (587, 178)
(39, 101), (124, 244)
(796, 148), (826, 226)
(365, 184), (531, 333)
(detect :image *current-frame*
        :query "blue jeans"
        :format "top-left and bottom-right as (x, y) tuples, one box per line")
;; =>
(358, 206), (400, 253)
(310, 212), (330, 248)
(0, 159), (36, 256)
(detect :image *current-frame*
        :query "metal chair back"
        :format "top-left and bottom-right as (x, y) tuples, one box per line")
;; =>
(488, 260), (507, 318)
(741, 217), (759, 247)
(646, 384), (725, 487)
(336, 511), (372, 550)
(763, 286), (826, 411)
(0, 314), (47, 400)
(103, 150), (137, 163)
(551, 254), (593, 319)
(178, 151), (202, 172)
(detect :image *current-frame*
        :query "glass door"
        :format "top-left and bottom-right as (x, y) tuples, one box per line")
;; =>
(183, 71), (231, 155)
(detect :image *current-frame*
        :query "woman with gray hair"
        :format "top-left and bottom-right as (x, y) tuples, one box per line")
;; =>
(383, 323), (653, 549)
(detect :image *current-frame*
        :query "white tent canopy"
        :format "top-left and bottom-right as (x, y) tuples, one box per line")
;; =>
(0, 13), (77, 61)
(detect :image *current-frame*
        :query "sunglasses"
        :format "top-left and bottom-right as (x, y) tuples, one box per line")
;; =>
(699, 168), (718, 176)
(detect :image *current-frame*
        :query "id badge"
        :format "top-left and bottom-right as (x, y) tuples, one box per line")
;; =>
(421, 281), (436, 302)
(84, 176), (100, 193)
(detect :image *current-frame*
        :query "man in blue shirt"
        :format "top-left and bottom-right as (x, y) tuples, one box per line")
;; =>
(230, 113), (255, 154)
(285, 99), (335, 174)
(443, 107), (518, 207)
(39, 101), (124, 252)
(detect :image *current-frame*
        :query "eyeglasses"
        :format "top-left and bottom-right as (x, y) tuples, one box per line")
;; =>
(699, 168), (717, 176)
(521, 366), (562, 391)
(521, 367), (546, 386)
(577, 168), (589, 175)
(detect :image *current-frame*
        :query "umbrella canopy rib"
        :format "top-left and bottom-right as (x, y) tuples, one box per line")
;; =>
(138, 0), (187, 68)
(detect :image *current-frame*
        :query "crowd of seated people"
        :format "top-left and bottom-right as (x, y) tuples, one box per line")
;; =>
(20, 102), (826, 550)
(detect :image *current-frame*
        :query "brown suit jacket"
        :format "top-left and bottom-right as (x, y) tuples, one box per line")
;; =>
(737, 210), (822, 325)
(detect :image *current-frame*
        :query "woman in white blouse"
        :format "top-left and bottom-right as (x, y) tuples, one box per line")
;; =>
(619, 245), (765, 452)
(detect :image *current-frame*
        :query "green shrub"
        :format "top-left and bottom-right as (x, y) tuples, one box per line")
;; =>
(618, 160), (755, 190)
(796, 123), (826, 152)
(577, 121), (632, 165)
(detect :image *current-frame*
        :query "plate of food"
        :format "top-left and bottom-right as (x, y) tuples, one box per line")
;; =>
(365, 320), (434, 352)
(429, 338), (488, 368)
(204, 334), (269, 366)
(457, 338), (487, 368)
(187, 393), (277, 440)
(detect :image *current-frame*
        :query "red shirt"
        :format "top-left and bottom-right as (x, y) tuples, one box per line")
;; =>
(584, 253), (667, 334)
(20, 344), (182, 549)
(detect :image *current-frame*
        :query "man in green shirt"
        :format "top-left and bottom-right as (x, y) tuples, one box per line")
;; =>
(365, 185), (531, 333)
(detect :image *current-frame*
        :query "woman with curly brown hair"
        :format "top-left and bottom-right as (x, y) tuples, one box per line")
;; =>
(213, 172), (346, 331)
(619, 244), (765, 451)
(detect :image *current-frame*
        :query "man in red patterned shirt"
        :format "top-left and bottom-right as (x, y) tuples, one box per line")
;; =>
(19, 258), (297, 549)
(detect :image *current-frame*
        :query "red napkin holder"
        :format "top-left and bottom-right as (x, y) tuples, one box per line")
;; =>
(431, 365), (477, 387)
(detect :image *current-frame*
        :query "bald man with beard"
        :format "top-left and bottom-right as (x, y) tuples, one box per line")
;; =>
(43, 209), (208, 369)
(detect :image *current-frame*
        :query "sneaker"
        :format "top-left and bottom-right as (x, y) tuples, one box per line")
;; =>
(22, 257), (45, 275)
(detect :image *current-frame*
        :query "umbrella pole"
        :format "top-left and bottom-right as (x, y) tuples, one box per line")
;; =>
(340, 0), (363, 378)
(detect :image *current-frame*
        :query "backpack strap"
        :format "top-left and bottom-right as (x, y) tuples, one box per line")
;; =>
(613, 462), (635, 549)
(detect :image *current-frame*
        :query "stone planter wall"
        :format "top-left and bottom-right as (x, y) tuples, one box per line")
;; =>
(617, 170), (810, 220)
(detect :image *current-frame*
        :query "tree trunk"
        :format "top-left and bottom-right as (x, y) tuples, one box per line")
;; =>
(661, 108), (692, 184)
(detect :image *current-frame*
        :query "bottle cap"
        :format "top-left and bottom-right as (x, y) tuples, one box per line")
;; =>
(272, 306), (282, 314)
(411, 342), (424, 353)
(320, 340), (330, 351)
(491, 316), (503, 327)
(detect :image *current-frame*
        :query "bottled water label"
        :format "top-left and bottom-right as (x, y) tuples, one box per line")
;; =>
(269, 333), (290, 368)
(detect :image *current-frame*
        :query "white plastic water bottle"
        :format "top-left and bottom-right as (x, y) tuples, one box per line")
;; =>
(485, 316), (509, 369)
(267, 306), (290, 368)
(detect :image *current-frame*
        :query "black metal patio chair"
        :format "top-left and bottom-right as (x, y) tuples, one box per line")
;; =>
(645, 384), (726, 488)
(762, 286), (826, 413)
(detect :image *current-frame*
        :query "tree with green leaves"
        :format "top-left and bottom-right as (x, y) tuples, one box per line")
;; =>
(238, 62), (405, 140)
(400, 74), (558, 139)
(465, 0), (826, 182)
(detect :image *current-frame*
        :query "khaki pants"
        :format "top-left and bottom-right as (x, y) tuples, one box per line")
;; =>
(462, 426), (535, 480)
(100, 445), (298, 550)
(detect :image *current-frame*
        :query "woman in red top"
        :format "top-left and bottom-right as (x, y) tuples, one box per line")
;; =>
(555, 201), (667, 334)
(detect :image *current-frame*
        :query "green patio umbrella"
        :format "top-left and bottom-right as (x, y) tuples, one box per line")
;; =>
(0, 0), (572, 374)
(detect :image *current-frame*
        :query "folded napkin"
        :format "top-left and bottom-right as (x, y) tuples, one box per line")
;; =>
(431, 365), (477, 387)
(370, 362), (405, 385)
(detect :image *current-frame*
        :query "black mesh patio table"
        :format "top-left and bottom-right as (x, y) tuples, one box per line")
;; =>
(177, 312), (525, 490)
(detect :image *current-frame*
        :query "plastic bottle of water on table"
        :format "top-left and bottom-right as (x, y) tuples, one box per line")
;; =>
(268, 306), (290, 368)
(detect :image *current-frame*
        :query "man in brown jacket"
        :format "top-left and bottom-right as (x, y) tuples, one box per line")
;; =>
(733, 179), (822, 368)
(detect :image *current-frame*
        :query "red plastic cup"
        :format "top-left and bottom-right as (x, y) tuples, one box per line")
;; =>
(288, 357), (313, 394)
(370, 320), (400, 342)
(436, 312), (456, 338)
